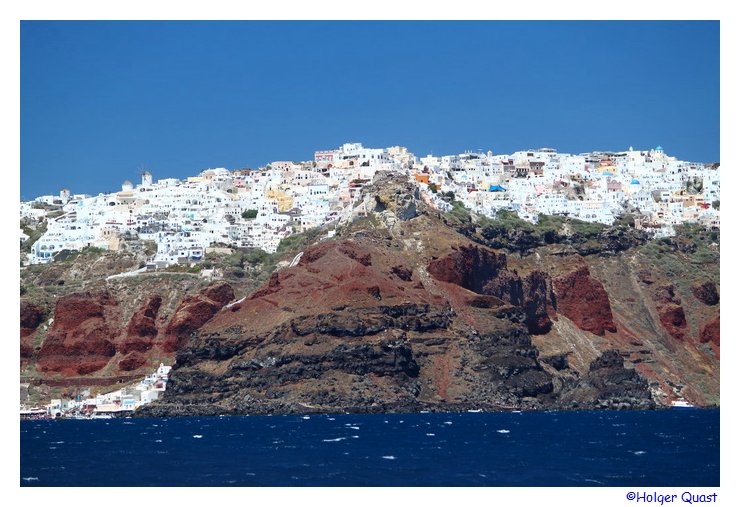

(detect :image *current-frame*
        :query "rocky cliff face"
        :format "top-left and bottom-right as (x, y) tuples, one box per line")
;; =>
(653, 284), (688, 341)
(28, 283), (235, 378)
(38, 291), (120, 375)
(22, 174), (719, 413)
(162, 283), (235, 353)
(700, 316), (720, 346)
(140, 233), (662, 417)
(426, 245), (554, 335)
(20, 249), (239, 390)
(552, 266), (616, 336)
(136, 175), (717, 416)
(692, 281), (720, 306)
(121, 294), (163, 354)
(21, 301), (48, 361)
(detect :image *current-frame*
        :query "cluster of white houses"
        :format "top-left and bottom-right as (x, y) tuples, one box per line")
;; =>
(21, 143), (720, 266)
(20, 364), (172, 419)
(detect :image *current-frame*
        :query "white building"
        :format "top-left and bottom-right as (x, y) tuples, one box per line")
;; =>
(23, 144), (719, 266)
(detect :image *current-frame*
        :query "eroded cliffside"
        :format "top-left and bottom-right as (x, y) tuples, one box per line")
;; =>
(138, 174), (718, 416)
(22, 174), (719, 413)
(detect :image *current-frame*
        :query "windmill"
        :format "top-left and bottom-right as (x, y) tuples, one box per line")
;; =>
(138, 165), (152, 187)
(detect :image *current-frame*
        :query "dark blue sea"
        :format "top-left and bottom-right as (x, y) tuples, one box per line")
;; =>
(20, 409), (719, 486)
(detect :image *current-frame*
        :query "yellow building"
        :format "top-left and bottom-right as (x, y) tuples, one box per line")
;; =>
(265, 189), (294, 212)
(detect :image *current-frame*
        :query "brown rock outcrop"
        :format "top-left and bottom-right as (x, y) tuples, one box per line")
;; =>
(299, 240), (372, 267)
(37, 291), (119, 375)
(659, 306), (688, 340)
(654, 284), (687, 340)
(427, 244), (508, 292)
(700, 316), (720, 346)
(521, 271), (554, 335)
(391, 265), (413, 282)
(162, 282), (235, 353)
(21, 301), (48, 362)
(120, 294), (162, 354)
(427, 244), (553, 334)
(637, 270), (655, 285)
(119, 351), (147, 371)
(20, 340), (34, 361)
(20, 300), (47, 337)
(552, 266), (617, 336)
(692, 281), (719, 306)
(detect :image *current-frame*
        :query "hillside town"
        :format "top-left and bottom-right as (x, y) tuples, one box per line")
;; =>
(20, 363), (172, 419)
(21, 143), (720, 267)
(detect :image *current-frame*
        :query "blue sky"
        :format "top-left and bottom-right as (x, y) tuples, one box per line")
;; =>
(20, 21), (719, 199)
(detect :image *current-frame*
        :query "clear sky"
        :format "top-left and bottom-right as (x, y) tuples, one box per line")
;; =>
(20, 21), (719, 199)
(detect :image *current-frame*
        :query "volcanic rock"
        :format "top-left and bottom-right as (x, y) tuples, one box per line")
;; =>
(700, 316), (720, 346)
(692, 281), (719, 306)
(427, 244), (507, 292)
(20, 300), (47, 337)
(119, 351), (147, 371)
(162, 282), (235, 353)
(427, 244), (553, 334)
(37, 291), (119, 375)
(120, 294), (162, 354)
(559, 350), (655, 410)
(654, 284), (687, 340)
(24, 176), (718, 414)
(552, 266), (617, 336)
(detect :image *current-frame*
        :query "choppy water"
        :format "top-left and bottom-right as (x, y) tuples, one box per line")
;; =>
(20, 409), (719, 486)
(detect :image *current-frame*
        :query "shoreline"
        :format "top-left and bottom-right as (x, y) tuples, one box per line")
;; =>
(21, 405), (719, 422)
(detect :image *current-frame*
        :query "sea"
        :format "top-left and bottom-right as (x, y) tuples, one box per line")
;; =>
(20, 409), (719, 487)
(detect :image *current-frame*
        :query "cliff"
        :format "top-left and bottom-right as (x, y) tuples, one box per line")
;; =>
(19, 245), (255, 401)
(133, 174), (718, 416)
(21, 174), (719, 413)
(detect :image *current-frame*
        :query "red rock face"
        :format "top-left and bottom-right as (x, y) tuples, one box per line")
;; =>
(427, 244), (508, 292)
(37, 291), (120, 375)
(654, 284), (687, 341)
(202, 283), (237, 306)
(521, 271), (554, 335)
(299, 240), (373, 267)
(552, 266), (617, 336)
(21, 300), (48, 363)
(119, 351), (147, 371)
(21, 300), (47, 338)
(119, 294), (162, 354)
(249, 272), (281, 299)
(700, 315), (720, 346)
(427, 244), (553, 334)
(206, 240), (445, 338)
(659, 306), (688, 340)
(162, 282), (235, 353)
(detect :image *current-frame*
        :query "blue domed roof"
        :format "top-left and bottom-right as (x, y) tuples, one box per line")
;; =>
(631, 179), (640, 185)
(655, 145), (664, 151)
